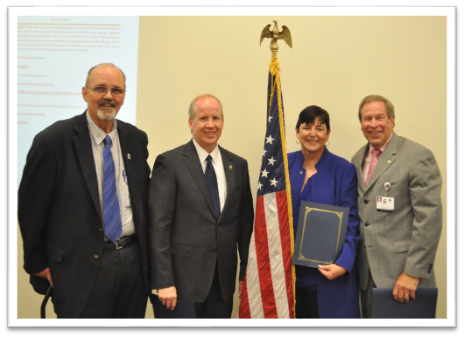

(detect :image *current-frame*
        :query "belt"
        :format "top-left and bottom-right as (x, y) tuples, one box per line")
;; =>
(103, 234), (138, 251)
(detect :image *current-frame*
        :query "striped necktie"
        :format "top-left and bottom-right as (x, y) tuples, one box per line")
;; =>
(103, 135), (122, 242)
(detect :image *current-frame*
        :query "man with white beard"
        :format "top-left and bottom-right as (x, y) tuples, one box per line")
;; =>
(18, 63), (152, 318)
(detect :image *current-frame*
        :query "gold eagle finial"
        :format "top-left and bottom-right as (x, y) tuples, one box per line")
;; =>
(260, 20), (292, 60)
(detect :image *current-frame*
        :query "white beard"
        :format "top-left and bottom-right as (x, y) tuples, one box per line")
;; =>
(97, 107), (117, 121)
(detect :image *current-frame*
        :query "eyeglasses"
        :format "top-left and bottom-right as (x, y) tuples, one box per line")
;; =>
(86, 86), (125, 96)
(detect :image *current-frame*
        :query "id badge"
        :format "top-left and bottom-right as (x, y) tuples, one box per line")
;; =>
(376, 196), (394, 211)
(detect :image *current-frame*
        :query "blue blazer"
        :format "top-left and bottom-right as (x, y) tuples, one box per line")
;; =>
(288, 148), (360, 318)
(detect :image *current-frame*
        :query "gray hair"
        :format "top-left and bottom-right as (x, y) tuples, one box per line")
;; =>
(85, 63), (126, 88)
(358, 94), (395, 121)
(188, 93), (223, 120)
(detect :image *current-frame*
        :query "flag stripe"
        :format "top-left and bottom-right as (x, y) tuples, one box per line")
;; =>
(245, 228), (264, 318)
(254, 195), (278, 318)
(275, 191), (295, 317)
(238, 272), (251, 318)
(264, 192), (290, 318)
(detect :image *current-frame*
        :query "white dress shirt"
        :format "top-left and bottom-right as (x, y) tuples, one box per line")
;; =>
(87, 112), (135, 240)
(192, 138), (227, 212)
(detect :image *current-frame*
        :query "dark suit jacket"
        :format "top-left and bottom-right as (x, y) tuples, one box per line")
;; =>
(148, 140), (254, 302)
(351, 133), (442, 291)
(18, 111), (151, 318)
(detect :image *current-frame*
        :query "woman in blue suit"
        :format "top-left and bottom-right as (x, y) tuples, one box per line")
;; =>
(289, 105), (360, 318)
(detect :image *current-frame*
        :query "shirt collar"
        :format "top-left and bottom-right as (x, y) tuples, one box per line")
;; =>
(86, 111), (117, 145)
(192, 138), (220, 164)
(368, 131), (393, 155)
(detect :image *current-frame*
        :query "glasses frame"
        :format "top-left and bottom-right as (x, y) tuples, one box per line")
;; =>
(86, 86), (126, 96)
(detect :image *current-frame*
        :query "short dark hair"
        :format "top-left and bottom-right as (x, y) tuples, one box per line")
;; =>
(295, 105), (330, 131)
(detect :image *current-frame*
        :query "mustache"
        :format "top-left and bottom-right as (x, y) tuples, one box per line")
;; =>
(98, 100), (116, 108)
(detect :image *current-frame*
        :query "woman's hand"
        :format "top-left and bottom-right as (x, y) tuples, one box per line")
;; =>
(318, 264), (347, 280)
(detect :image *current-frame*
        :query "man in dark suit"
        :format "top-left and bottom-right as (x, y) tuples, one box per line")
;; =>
(148, 93), (254, 318)
(351, 94), (442, 318)
(18, 63), (151, 318)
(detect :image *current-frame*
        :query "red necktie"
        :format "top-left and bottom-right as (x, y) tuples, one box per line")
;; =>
(365, 149), (382, 185)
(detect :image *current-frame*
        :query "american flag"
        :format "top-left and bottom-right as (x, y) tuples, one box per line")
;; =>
(239, 61), (295, 318)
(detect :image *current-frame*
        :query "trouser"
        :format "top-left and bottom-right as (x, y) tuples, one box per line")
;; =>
(194, 264), (233, 318)
(77, 241), (148, 318)
(295, 287), (320, 318)
(360, 269), (376, 319)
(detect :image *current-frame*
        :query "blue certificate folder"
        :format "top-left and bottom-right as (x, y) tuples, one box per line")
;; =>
(372, 287), (438, 318)
(292, 201), (349, 268)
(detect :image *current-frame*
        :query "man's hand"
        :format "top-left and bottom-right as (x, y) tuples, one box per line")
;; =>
(158, 286), (177, 310)
(318, 264), (347, 280)
(393, 272), (419, 303)
(34, 267), (53, 287)
(239, 281), (243, 298)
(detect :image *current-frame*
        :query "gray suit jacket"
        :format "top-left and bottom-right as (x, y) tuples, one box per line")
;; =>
(351, 133), (442, 291)
(148, 140), (254, 302)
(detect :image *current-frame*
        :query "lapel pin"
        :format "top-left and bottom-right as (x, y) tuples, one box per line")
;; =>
(229, 165), (233, 170)
(127, 153), (131, 160)
(387, 159), (391, 163)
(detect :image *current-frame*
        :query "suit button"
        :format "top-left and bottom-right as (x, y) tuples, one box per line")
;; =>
(211, 249), (217, 253)
(99, 228), (103, 232)
(364, 199), (369, 204)
(364, 222), (370, 227)
(94, 255), (99, 260)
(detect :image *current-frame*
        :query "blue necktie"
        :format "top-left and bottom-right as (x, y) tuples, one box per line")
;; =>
(205, 155), (221, 220)
(103, 135), (122, 242)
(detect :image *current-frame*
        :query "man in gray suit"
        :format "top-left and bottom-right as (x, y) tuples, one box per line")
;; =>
(148, 93), (254, 318)
(351, 94), (442, 318)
